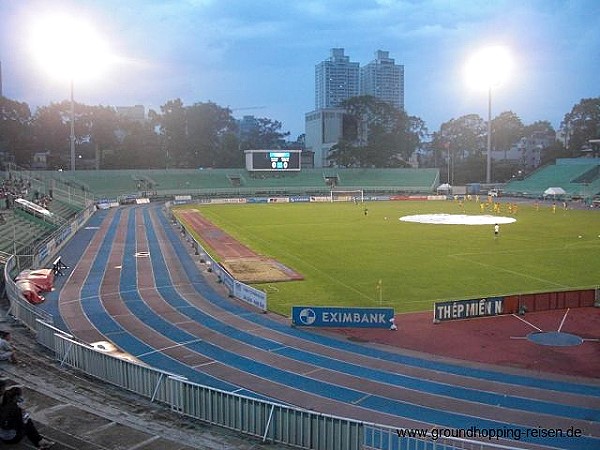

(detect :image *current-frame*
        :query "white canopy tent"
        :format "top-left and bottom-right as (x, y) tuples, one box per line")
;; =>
(543, 187), (567, 197)
(437, 183), (451, 193)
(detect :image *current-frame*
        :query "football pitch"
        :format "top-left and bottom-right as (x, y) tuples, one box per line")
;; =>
(177, 200), (600, 317)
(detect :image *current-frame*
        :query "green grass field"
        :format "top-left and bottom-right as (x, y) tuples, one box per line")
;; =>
(176, 200), (600, 317)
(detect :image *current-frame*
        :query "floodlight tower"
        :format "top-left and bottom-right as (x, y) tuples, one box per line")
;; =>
(465, 46), (512, 184)
(30, 14), (113, 171)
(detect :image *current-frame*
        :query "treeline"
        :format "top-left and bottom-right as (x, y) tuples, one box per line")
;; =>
(0, 97), (291, 170)
(0, 94), (598, 182)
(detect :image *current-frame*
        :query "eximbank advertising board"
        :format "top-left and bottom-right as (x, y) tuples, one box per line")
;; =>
(292, 306), (394, 328)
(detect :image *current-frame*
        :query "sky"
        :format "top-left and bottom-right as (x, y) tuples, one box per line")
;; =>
(1, 0), (598, 140)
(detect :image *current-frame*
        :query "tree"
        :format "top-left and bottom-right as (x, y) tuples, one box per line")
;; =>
(328, 95), (425, 167)
(432, 114), (485, 159)
(430, 114), (486, 184)
(327, 139), (360, 167)
(80, 105), (120, 165)
(152, 100), (239, 168)
(523, 120), (555, 137)
(216, 132), (244, 168)
(561, 97), (600, 155)
(491, 111), (524, 156)
(106, 119), (162, 169)
(239, 117), (290, 150)
(32, 102), (72, 169)
(540, 140), (568, 166)
(186, 101), (237, 168)
(33, 103), (126, 169)
(0, 97), (33, 167)
(157, 99), (187, 168)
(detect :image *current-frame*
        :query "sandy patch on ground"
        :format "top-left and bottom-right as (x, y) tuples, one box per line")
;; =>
(221, 257), (303, 283)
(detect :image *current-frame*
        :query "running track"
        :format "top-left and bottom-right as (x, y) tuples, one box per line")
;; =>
(43, 205), (600, 450)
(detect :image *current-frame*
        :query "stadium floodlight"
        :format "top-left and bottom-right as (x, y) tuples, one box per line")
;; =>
(30, 13), (114, 171)
(465, 46), (512, 184)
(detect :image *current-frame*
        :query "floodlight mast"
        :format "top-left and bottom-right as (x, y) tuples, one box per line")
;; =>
(486, 86), (492, 184)
(30, 14), (114, 172)
(70, 79), (75, 171)
(465, 46), (512, 185)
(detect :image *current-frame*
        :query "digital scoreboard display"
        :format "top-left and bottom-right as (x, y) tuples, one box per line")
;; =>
(245, 150), (301, 171)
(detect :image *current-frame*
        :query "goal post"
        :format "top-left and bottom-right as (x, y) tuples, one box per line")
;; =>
(330, 189), (364, 203)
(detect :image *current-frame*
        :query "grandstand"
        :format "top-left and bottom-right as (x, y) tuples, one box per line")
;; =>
(503, 158), (600, 200)
(0, 174), (86, 264)
(0, 211), (49, 254)
(20, 168), (440, 200)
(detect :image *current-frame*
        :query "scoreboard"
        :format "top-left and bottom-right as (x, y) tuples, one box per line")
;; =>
(245, 150), (301, 172)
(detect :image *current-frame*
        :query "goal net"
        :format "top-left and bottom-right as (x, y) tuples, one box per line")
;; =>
(330, 190), (364, 203)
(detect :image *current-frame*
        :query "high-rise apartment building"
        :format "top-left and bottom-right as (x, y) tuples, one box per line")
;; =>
(315, 48), (360, 109)
(360, 50), (404, 110)
(306, 48), (405, 168)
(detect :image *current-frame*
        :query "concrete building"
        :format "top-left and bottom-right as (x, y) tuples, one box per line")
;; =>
(360, 50), (404, 110)
(492, 131), (554, 169)
(237, 115), (259, 139)
(315, 48), (360, 109)
(304, 108), (346, 168)
(116, 105), (146, 122)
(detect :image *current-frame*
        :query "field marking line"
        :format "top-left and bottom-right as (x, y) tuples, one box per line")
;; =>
(557, 308), (570, 332)
(511, 314), (543, 332)
(303, 368), (324, 376)
(195, 361), (218, 368)
(449, 253), (569, 289)
(352, 393), (373, 405)
(136, 338), (204, 357)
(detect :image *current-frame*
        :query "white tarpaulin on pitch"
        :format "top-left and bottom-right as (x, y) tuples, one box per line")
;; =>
(544, 187), (566, 196)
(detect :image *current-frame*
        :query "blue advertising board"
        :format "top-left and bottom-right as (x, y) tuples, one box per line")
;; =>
(433, 296), (505, 322)
(290, 196), (311, 203)
(292, 306), (395, 329)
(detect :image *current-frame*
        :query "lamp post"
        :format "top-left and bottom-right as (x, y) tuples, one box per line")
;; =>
(465, 46), (512, 186)
(30, 14), (113, 172)
(70, 79), (76, 171)
(486, 86), (492, 184)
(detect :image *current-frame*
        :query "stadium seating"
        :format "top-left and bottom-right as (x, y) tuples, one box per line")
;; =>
(503, 158), (600, 198)
(16, 168), (440, 198)
(0, 211), (51, 254)
(46, 198), (84, 220)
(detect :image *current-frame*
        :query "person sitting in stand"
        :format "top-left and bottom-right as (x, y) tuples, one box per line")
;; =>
(0, 331), (17, 364)
(0, 385), (54, 448)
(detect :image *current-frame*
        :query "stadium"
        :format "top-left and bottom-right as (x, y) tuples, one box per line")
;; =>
(1, 160), (600, 450)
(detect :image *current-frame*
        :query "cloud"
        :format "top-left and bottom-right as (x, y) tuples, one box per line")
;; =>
(1, 0), (598, 137)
